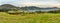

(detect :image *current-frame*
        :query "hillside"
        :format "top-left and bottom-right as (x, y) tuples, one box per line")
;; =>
(0, 4), (20, 12)
(0, 4), (60, 12)
(20, 6), (60, 12)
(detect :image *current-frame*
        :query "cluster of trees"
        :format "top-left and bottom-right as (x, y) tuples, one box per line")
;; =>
(35, 10), (60, 13)
(48, 10), (60, 13)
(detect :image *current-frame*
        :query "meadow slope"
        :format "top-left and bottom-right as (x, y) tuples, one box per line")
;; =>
(0, 12), (60, 23)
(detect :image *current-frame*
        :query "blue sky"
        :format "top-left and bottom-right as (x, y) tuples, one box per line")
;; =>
(0, 0), (60, 7)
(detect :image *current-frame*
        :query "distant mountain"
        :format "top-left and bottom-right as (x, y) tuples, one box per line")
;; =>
(1, 4), (20, 8)
(0, 4), (20, 12)
(20, 6), (60, 11)
(0, 4), (60, 12)
(20, 6), (41, 10)
(20, 6), (60, 12)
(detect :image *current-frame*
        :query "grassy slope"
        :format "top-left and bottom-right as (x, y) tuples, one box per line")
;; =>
(0, 12), (60, 23)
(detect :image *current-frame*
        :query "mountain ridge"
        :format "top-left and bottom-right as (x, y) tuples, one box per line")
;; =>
(0, 4), (60, 12)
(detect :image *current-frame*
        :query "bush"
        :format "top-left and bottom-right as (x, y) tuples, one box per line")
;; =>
(48, 10), (60, 13)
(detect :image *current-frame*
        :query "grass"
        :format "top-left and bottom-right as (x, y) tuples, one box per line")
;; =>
(0, 12), (60, 23)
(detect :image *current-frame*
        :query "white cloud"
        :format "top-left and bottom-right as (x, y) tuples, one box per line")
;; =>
(0, 0), (60, 7)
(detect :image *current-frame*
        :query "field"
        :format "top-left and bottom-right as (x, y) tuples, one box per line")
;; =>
(0, 12), (60, 23)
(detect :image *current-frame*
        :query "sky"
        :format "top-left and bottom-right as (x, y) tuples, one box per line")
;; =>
(0, 0), (60, 7)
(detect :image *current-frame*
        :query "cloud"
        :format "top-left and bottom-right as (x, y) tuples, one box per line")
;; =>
(0, 0), (60, 7)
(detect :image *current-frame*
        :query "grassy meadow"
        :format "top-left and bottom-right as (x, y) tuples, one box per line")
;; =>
(0, 12), (60, 23)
